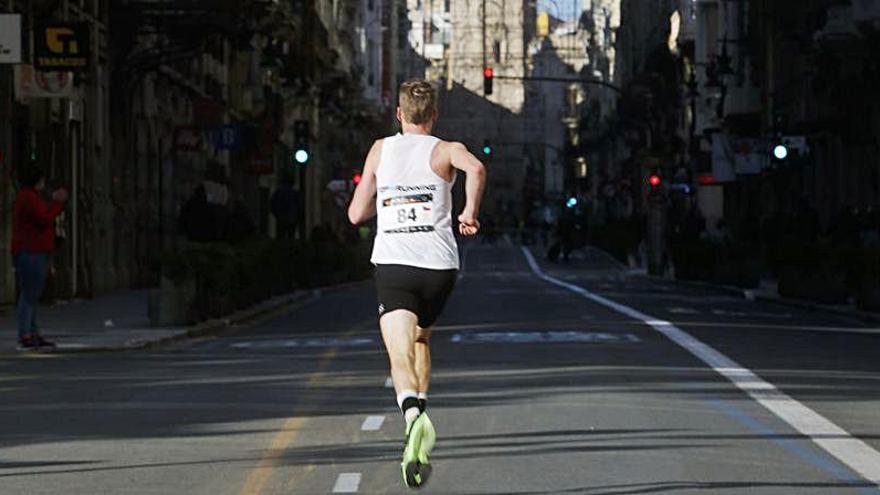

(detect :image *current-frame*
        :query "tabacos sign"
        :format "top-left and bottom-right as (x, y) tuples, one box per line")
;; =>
(35, 23), (90, 71)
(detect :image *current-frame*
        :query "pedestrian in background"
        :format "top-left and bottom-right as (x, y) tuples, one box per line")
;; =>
(179, 162), (230, 242)
(11, 165), (68, 351)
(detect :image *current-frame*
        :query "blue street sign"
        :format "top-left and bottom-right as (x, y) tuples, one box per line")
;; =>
(214, 125), (242, 150)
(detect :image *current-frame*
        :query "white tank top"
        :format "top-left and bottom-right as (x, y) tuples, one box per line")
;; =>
(370, 133), (460, 270)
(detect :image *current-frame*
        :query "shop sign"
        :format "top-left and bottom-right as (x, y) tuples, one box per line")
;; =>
(35, 23), (90, 71)
(14, 64), (77, 100)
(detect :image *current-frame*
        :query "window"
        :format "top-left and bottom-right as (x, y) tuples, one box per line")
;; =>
(493, 41), (501, 64)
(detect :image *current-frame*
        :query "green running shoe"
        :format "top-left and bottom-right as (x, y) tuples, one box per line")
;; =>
(417, 413), (435, 466)
(401, 414), (434, 488)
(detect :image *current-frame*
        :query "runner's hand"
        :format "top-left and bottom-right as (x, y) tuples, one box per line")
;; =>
(458, 212), (480, 236)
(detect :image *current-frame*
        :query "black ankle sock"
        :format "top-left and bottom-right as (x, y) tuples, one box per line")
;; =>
(401, 397), (421, 415)
(418, 398), (427, 413)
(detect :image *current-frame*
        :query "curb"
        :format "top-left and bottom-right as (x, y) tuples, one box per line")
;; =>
(50, 279), (370, 354)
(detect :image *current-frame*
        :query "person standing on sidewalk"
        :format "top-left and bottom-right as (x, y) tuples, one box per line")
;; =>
(11, 165), (68, 351)
(348, 79), (486, 488)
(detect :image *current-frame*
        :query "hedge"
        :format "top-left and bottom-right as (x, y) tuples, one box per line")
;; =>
(773, 244), (880, 307)
(588, 219), (642, 264)
(671, 240), (761, 289)
(161, 239), (372, 322)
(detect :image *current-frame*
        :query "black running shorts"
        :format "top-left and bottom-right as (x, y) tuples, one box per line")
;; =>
(374, 264), (457, 328)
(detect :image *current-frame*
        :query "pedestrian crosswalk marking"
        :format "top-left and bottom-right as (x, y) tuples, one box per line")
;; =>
(450, 331), (641, 344)
(361, 415), (385, 431)
(712, 309), (750, 317)
(230, 337), (376, 349)
(712, 308), (792, 319)
(333, 473), (361, 493)
(522, 246), (880, 487)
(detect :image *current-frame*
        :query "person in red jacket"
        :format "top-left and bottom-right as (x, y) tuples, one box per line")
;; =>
(11, 165), (68, 351)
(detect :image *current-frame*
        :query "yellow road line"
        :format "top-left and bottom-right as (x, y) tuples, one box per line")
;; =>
(239, 416), (307, 495)
(238, 347), (339, 495)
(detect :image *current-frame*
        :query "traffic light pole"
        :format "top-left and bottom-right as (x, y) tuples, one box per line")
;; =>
(481, 0), (486, 71)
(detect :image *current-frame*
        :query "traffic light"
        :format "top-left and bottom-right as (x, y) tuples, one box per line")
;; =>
(293, 120), (310, 165)
(772, 142), (789, 161)
(648, 172), (662, 188)
(565, 196), (578, 209)
(352, 172), (362, 185)
(483, 67), (493, 96)
(482, 138), (492, 156)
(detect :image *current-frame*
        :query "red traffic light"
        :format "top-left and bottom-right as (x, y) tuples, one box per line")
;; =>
(648, 174), (661, 187)
(353, 173), (362, 185)
(483, 67), (494, 78)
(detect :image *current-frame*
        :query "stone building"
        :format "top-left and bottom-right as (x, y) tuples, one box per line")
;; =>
(435, 0), (539, 220)
(0, 0), (394, 307)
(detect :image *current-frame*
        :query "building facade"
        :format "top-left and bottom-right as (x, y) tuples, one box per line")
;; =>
(687, 0), (880, 240)
(0, 0), (395, 306)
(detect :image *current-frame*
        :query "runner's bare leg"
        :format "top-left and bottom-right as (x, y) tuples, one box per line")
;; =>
(380, 310), (419, 393)
(414, 327), (432, 394)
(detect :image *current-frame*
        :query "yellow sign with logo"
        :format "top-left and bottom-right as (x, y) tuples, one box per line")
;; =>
(35, 23), (90, 71)
(537, 12), (550, 37)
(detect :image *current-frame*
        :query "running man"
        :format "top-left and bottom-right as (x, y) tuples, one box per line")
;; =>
(348, 79), (486, 488)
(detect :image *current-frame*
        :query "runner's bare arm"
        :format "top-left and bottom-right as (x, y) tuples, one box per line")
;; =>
(447, 142), (486, 236)
(348, 140), (381, 225)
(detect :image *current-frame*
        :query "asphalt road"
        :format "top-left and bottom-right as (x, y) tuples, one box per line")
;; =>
(1, 238), (879, 494)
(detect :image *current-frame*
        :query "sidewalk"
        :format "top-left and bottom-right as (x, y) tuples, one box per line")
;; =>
(0, 288), (318, 355)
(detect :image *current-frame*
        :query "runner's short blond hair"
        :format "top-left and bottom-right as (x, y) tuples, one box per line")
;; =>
(398, 79), (437, 125)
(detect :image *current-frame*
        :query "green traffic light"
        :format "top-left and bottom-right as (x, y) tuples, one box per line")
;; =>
(482, 146), (492, 155)
(293, 149), (309, 164)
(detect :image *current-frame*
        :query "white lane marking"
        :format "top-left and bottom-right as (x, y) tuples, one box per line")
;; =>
(333, 473), (361, 493)
(521, 247), (880, 486)
(361, 415), (386, 431)
(384, 376), (394, 388)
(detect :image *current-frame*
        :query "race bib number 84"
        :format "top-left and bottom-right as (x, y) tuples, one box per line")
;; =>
(379, 193), (435, 234)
